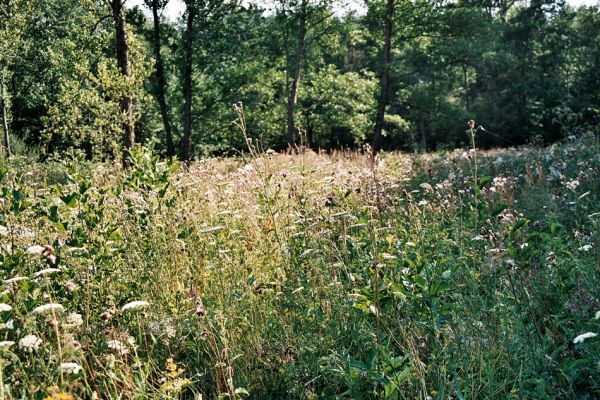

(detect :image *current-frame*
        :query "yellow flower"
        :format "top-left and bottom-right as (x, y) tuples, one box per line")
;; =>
(44, 393), (74, 400)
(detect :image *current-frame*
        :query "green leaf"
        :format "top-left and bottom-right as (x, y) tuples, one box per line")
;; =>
(0, 166), (8, 182)
(61, 193), (78, 207)
(491, 203), (508, 217)
(551, 223), (564, 234)
(478, 175), (492, 190)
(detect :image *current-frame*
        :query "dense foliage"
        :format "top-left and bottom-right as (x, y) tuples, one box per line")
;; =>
(0, 133), (599, 398)
(0, 0), (598, 159)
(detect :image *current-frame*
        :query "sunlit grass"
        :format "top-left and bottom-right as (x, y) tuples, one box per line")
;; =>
(0, 136), (599, 399)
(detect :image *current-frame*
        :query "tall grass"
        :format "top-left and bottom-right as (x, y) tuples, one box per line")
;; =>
(0, 134), (599, 399)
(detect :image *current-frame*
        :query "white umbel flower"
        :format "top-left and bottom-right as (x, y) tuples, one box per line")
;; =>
(33, 268), (61, 278)
(26, 245), (45, 255)
(573, 332), (597, 344)
(19, 334), (42, 352)
(66, 313), (84, 327)
(4, 276), (28, 285)
(107, 339), (129, 356)
(33, 303), (64, 314)
(0, 303), (12, 312)
(121, 301), (150, 312)
(60, 362), (82, 374)
(0, 340), (15, 350)
(595, 311), (600, 320)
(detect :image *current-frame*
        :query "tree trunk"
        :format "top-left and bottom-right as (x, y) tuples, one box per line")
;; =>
(463, 64), (470, 111)
(182, 3), (196, 162)
(1, 71), (10, 158)
(111, 0), (135, 166)
(419, 118), (426, 152)
(487, 77), (499, 126)
(372, 0), (394, 156)
(286, 1), (307, 149)
(151, 0), (175, 157)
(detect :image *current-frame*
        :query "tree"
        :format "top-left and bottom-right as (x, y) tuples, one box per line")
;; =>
(371, 0), (394, 155)
(181, 0), (196, 161)
(285, 0), (308, 148)
(145, 0), (175, 156)
(110, 0), (135, 165)
(276, 0), (337, 149)
(0, 0), (36, 157)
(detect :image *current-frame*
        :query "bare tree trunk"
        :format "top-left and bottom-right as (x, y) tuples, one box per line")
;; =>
(1, 72), (10, 158)
(151, 0), (175, 157)
(111, 0), (135, 166)
(372, 0), (394, 155)
(182, 2), (196, 162)
(286, 1), (307, 149)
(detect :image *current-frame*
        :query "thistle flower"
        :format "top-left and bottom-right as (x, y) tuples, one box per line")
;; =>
(120, 301), (150, 312)
(100, 306), (116, 321)
(65, 281), (77, 292)
(59, 362), (82, 374)
(19, 334), (42, 352)
(0, 303), (12, 312)
(33, 303), (64, 314)
(573, 332), (597, 344)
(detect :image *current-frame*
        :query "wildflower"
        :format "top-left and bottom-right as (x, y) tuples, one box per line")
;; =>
(107, 339), (129, 356)
(595, 310), (600, 320)
(126, 335), (136, 346)
(0, 340), (15, 350)
(573, 332), (597, 344)
(195, 298), (207, 317)
(66, 313), (83, 327)
(120, 301), (150, 312)
(0, 303), (12, 312)
(26, 245), (46, 255)
(419, 182), (433, 192)
(34, 268), (61, 278)
(565, 179), (580, 190)
(44, 392), (74, 400)
(19, 334), (42, 352)
(59, 362), (82, 374)
(33, 303), (65, 314)
(4, 276), (28, 285)
(578, 244), (593, 252)
(164, 325), (176, 339)
(100, 306), (116, 322)
(65, 281), (77, 292)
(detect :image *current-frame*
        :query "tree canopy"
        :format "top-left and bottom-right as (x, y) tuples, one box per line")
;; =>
(1, 0), (598, 159)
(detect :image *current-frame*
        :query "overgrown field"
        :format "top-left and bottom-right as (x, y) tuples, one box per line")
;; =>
(0, 137), (599, 399)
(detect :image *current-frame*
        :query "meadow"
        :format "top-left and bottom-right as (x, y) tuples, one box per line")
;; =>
(0, 134), (599, 399)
